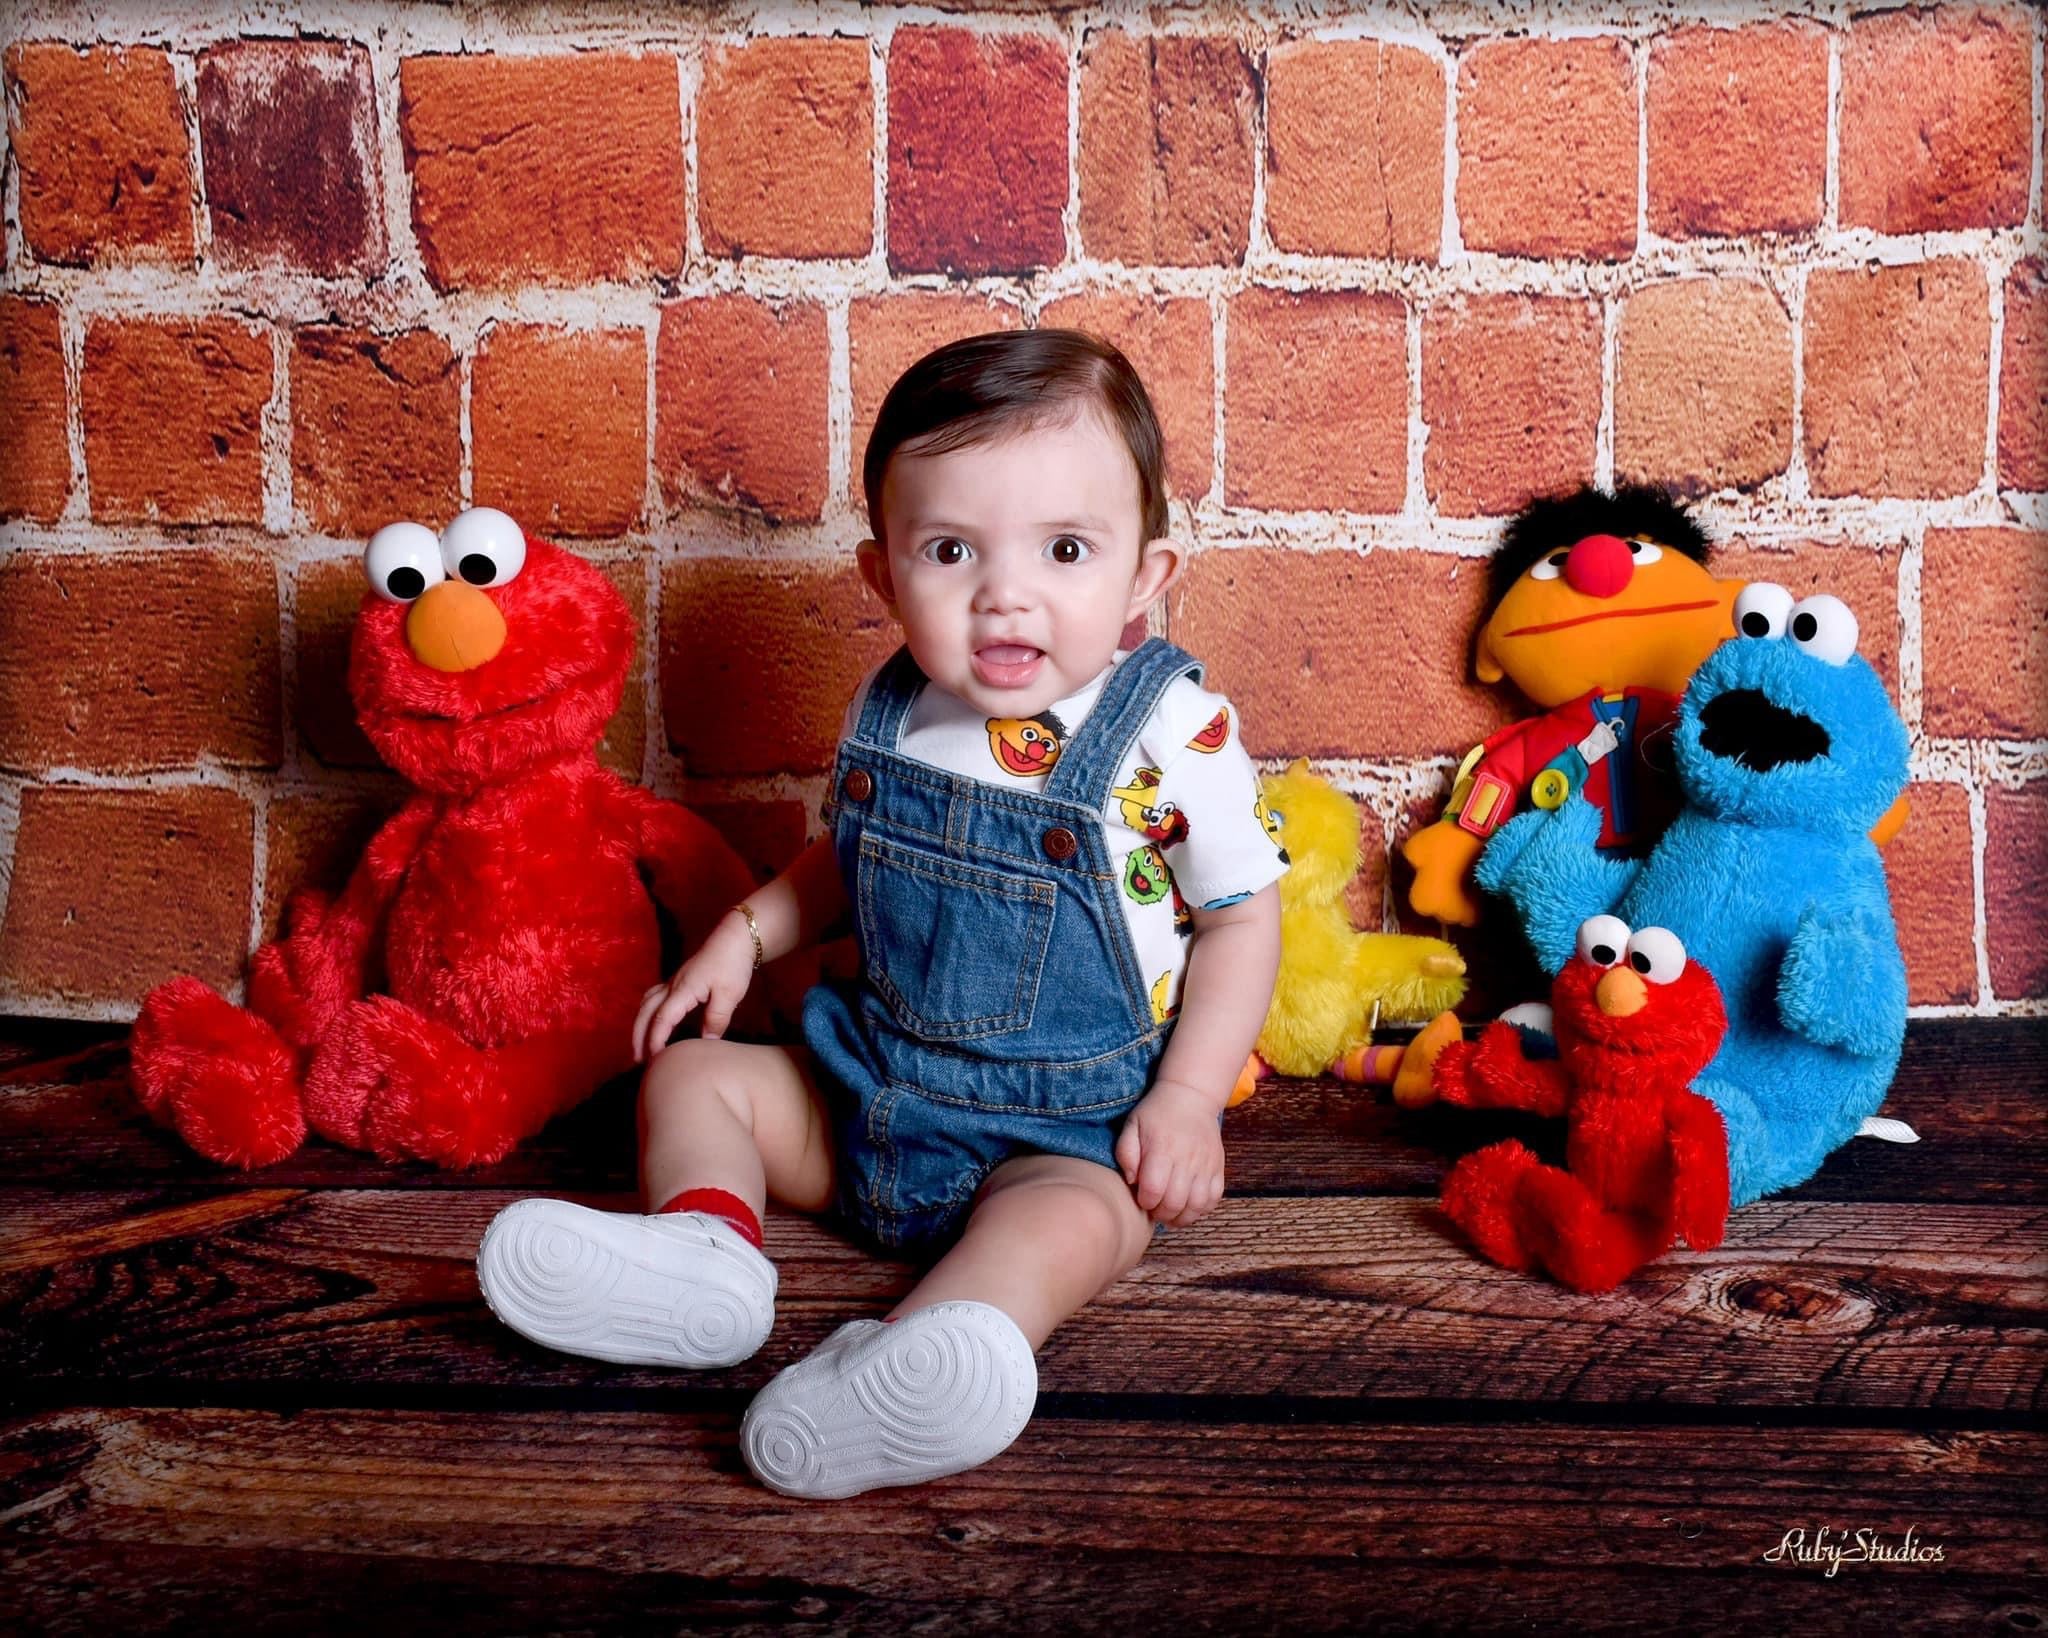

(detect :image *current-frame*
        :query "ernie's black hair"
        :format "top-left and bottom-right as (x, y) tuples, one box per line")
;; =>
(1486, 484), (1713, 613)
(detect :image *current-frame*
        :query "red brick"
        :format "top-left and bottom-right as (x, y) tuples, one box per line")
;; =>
(655, 297), (827, 522)
(1456, 37), (1636, 261)
(1921, 525), (2048, 740)
(295, 557), (379, 769)
(1170, 548), (1515, 761)
(887, 27), (1066, 275)
(263, 790), (400, 941)
(82, 317), (271, 526)
(0, 296), (70, 521)
(660, 559), (897, 776)
(473, 326), (647, 538)
(1803, 260), (1989, 500)
(2000, 261), (2048, 492)
(1038, 291), (1213, 502)
(400, 54), (683, 289)
(1882, 782), (1977, 1006)
(1265, 40), (1444, 260)
(1711, 538), (1903, 701)
(1616, 278), (1793, 495)
(1646, 21), (1826, 238)
(849, 292), (1024, 497)
(591, 553), (648, 781)
(1225, 288), (1406, 513)
(196, 40), (383, 275)
(1986, 785), (2048, 999)
(694, 799), (812, 884)
(291, 326), (459, 537)
(5, 43), (194, 265)
(1840, 7), (2032, 234)
(0, 786), (253, 1003)
(1422, 294), (1601, 517)
(0, 549), (281, 774)
(698, 38), (872, 260)
(1078, 32), (1254, 267)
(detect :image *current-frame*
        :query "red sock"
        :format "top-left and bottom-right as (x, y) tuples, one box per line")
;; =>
(653, 1186), (763, 1250)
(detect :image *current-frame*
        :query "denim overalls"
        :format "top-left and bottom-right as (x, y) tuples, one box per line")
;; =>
(802, 637), (1203, 1251)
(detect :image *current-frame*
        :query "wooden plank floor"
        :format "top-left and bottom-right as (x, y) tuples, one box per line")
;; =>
(3, 1018), (2044, 1635)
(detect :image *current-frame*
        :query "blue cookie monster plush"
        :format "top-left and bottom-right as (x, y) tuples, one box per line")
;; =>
(1475, 583), (1909, 1206)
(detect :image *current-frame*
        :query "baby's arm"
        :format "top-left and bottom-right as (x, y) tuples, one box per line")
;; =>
(1114, 884), (1281, 1228)
(632, 834), (846, 1061)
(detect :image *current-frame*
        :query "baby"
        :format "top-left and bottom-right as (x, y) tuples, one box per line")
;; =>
(477, 330), (1284, 1498)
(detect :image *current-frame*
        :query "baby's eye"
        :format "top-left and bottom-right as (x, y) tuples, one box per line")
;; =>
(1045, 535), (1093, 565)
(922, 538), (972, 566)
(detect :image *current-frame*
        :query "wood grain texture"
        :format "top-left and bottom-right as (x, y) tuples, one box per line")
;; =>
(3, 1019), (2042, 1203)
(4, 1186), (2042, 1412)
(4, 1407), (2041, 1637)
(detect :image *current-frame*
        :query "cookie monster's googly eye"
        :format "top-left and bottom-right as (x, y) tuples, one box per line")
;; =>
(1626, 538), (1664, 566)
(439, 507), (528, 589)
(1787, 594), (1858, 666)
(1576, 914), (1631, 969)
(1528, 551), (1569, 582)
(1624, 925), (1687, 983)
(1734, 581), (1793, 640)
(364, 521), (447, 603)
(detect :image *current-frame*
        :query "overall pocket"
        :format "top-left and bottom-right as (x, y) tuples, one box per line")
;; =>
(854, 831), (1057, 1042)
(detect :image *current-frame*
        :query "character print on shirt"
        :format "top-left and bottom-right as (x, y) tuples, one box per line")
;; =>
(1255, 790), (1290, 865)
(1187, 707), (1230, 753)
(985, 711), (1066, 778)
(1150, 970), (1178, 1024)
(1110, 766), (1190, 848)
(1123, 842), (1174, 905)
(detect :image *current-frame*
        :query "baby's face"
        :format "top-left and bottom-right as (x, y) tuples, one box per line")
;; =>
(861, 408), (1179, 718)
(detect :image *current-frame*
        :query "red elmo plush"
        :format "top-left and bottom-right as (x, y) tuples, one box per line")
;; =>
(131, 509), (754, 1169)
(1433, 913), (1730, 1292)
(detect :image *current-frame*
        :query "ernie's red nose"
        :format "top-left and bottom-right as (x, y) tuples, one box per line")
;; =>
(1564, 533), (1634, 598)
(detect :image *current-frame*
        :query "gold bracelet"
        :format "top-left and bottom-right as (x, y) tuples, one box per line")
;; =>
(733, 901), (764, 970)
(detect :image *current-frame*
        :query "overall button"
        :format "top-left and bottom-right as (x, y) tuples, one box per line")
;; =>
(1041, 826), (1079, 862)
(843, 768), (874, 803)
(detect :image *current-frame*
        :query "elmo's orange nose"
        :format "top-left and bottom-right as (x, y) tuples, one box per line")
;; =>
(1594, 965), (1649, 1017)
(406, 580), (507, 672)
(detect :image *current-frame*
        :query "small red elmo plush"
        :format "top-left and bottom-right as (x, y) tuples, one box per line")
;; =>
(1433, 914), (1730, 1292)
(131, 509), (754, 1169)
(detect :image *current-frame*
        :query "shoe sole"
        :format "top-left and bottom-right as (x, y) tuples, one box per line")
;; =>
(476, 1198), (773, 1369)
(741, 1302), (1037, 1499)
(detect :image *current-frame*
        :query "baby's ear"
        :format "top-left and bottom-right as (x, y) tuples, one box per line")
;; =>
(855, 538), (898, 613)
(1128, 535), (1186, 617)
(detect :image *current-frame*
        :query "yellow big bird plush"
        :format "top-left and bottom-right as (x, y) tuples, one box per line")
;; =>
(1232, 761), (1469, 1106)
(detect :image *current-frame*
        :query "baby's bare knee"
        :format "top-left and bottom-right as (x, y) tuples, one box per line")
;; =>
(640, 1037), (765, 1129)
(988, 1164), (1151, 1276)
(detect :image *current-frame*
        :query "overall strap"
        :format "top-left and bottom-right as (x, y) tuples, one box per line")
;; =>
(1043, 637), (1203, 806)
(852, 645), (929, 748)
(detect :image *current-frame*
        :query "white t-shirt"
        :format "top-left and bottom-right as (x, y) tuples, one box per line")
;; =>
(838, 651), (1288, 1023)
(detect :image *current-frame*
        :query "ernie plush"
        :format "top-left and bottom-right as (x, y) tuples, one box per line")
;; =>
(1435, 914), (1730, 1293)
(130, 509), (755, 1170)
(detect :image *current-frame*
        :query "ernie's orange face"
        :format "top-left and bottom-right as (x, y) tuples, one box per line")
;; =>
(1478, 532), (1743, 707)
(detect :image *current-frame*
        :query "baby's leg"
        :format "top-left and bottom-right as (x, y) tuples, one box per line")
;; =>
(478, 1039), (831, 1370)
(895, 1152), (1153, 1347)
(739, 1155), (1150, 1500)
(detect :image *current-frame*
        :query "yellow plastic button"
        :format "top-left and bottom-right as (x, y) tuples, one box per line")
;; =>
(1531, 768), (1571, 810)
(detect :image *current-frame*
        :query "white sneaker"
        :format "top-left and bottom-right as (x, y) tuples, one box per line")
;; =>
(476, 1198), (775, 1369)
(740, 1300), (1037, 1500)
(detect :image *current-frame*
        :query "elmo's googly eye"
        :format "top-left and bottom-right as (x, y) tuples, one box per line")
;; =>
(1624, 925), (1687, 983)
(365, 521), (447, 603)
(1734, 581), (1793, 640)
(1576, 914), (1631, 968)
(1529, 550), (1569, 582)
(1787, 594), (1858, 666)
(1626, 538), (1665, 566)
(439, 508), (527, 589)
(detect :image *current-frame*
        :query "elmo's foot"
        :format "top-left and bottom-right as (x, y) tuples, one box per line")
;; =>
(130, 977), (306, 1168)
(1442, 1140), (1543, 1271)
(305, 997), (508, 1168)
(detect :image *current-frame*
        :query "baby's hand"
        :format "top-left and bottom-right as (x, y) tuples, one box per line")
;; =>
(1114, 1077), (1226, 1229)
(631, 908), (757, 1063)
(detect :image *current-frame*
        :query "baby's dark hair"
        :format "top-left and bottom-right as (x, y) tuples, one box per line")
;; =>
(863, 329), (1169, 545)
(1486, 484), (1713, 613)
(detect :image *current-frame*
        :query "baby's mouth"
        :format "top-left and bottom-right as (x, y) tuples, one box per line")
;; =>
(972, 644), (1045, 687)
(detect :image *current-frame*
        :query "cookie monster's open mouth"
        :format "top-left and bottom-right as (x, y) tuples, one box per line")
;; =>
(1698, 688), (1831, 772)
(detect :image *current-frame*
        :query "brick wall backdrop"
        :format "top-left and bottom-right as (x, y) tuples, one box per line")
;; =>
(0, 1), (2042, 1023)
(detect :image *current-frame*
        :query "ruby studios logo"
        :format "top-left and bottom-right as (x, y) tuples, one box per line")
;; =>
(1762, 1525), (1947, 1577)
